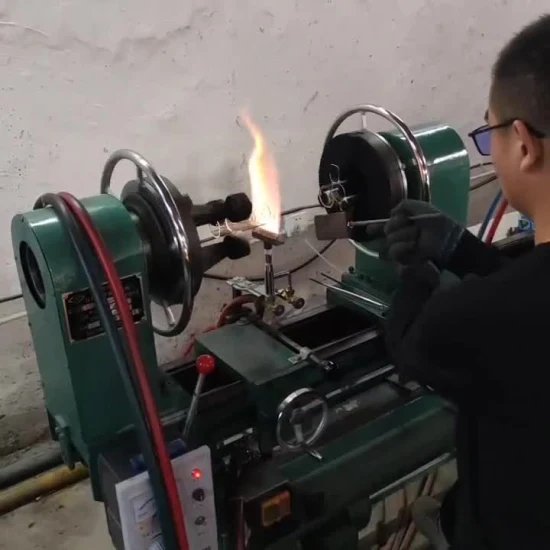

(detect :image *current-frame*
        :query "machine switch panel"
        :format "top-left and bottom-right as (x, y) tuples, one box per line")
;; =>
(116, 445), (218, 550)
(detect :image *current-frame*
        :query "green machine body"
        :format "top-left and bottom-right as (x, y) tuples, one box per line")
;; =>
(11, 195), (185, 493)
(317, 105), (471, 313)
(10, 149), (256, 498)
(7, 114), (472, 549)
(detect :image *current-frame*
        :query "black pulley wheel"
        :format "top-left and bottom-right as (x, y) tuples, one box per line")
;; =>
(121, 179), (203, 305)
(318, 130), (406, 238)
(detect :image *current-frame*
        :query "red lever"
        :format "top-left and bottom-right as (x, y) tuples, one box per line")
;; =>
(196, 354), (216, 376)
(183, 354), (216, 440)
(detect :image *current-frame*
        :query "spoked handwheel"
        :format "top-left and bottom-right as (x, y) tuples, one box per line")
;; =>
(100, 149), (197, 336)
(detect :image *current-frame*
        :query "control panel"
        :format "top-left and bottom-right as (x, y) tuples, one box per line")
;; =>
(178, 445), (218, 550)
(116, 445), (218, 550)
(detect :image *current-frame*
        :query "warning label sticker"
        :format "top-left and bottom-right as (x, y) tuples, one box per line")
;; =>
(63, 275), (145, 342)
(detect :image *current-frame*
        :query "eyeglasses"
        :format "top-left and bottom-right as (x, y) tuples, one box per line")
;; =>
(469, 120), (546, 156)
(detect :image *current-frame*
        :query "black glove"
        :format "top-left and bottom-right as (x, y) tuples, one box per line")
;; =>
(369, 200), (465, 269)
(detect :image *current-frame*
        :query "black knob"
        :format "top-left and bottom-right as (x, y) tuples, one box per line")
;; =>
(190, 193), (252, 226)
(194, 516), (206, 526)
(224, 236), (251, 260)
(200, 236), (251, 273)
(191, 200), (226, 226)
(192, 488), (205, 501)
(322, 360), (337, 374)
(225, 193), (252, 222)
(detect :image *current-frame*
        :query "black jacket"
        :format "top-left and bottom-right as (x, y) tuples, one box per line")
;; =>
(386, 232), (549, 550)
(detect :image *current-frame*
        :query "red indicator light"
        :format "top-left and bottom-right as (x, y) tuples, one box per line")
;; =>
(191, 468), (202, 480)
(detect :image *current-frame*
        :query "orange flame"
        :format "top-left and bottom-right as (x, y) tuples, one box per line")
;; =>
(240, 111), (282, 237)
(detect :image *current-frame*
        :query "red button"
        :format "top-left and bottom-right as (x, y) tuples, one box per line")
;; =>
(196, 354), (216, 376)
(191, 469), (202, 481)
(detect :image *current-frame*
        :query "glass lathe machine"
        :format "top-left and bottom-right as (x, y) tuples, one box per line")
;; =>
(10, 105), (524, 550)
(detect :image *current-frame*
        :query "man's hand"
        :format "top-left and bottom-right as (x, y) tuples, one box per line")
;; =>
(368, 200), (465, 268)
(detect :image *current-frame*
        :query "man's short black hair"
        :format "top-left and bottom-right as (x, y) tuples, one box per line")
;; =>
(491, 15), (550, 132)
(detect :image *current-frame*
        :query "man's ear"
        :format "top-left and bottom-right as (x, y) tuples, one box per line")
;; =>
(513, 120), (543, 171)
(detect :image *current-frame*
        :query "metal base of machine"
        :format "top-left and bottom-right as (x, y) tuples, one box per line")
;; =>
(188, 304), (456, 550)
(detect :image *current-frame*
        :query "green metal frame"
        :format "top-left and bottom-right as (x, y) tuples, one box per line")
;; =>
(265, 396), (454, 550)
(195, 320), (455, 550)
(195, 320), (386, 448)
(11, 195), (186, 495)
(329, 123), (470, 313)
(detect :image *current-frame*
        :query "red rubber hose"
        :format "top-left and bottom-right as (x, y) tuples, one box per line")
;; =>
(485, 198), (508, 244)
(182, 325), (216, 358)
(182, 295), (258, 358)
(382, 488), (407, 550)
(216, 295), (257, 328)
(58, 192), (189, 550)
(399, 472), (437, 550)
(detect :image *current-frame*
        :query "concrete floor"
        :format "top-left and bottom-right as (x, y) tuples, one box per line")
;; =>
(0, 480), (111, 550)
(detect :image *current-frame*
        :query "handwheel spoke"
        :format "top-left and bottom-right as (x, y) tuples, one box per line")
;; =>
(293, 423), (305, 445)
(162, 303), (176, 328)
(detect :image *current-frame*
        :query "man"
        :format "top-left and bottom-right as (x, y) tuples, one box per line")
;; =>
(377, 15), (550, 550)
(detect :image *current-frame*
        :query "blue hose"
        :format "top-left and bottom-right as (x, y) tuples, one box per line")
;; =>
(477, 190), (503, 239)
